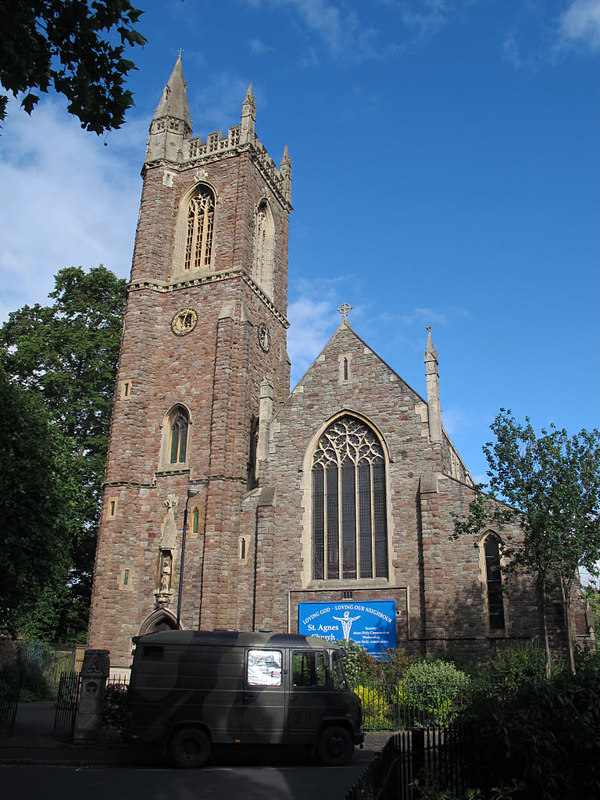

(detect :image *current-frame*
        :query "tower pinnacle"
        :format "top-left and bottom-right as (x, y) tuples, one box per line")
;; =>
(240, 84), (256, 144)
(424, 327), (442, 444)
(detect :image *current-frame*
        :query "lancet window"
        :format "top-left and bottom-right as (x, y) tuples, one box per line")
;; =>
(483, 533), (505, 631)
(311, 415), (388, 581)
(169, 406), (189, 464)
(254, 199), (274, 297)
(184, 185), (215, 270)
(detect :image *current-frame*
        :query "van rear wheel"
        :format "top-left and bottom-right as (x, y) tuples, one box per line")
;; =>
(169, 727), (210, 768)
(316, 725), (354, 766)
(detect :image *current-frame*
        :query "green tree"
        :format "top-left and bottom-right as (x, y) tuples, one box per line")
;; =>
(0, 364), (77, 635)
(454, 411), (600, 675)
(0, 0), (145, 134)
(1, 265), (127, 639)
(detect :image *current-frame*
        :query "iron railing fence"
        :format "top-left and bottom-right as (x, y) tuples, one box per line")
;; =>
(346, 725), (467, 800)
(351, 675), (507, 731)
(103, 673), (130, 730)
(0, 668), (21, 736)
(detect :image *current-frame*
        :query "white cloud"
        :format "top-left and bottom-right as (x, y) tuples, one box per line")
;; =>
(0, 100), (142, 322)
(288, 295), (335, 383)
(189, 73), (259, 134)
(558, 0), (600, 50)
(249, 37), (273, 55)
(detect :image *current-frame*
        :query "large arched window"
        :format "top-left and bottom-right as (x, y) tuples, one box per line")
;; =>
(483, 533), (505, 632)
(254, 199), (274, 298)
(184, 184), (215, 271)
(312, 415), (388, 581)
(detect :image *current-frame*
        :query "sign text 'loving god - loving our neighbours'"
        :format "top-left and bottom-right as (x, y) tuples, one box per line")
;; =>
(298, 601), (396, 658)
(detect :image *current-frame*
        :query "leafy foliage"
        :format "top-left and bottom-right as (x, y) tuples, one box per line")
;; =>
(583, 583), (600, 632)
(454, 410), (600, 673)
(1, 266), (127, 640)
(410, 779), (523, 800)
(354, 684), (391, 729)
(480, 642), (549, 694)
(339, 640), (379, 685)
(461, 672), (600, 799)
(0, 0), (146, 134)
(0, 364), (76, 636)
(395, 658), (471, 726)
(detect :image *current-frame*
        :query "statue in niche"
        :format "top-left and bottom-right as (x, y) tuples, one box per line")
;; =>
(160, 494), (178, 549)
(159, 551), (172, 593)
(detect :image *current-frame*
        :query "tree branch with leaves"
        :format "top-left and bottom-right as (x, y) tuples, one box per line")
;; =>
(454, 410), (600, 675)
(0, 0), (146, 134)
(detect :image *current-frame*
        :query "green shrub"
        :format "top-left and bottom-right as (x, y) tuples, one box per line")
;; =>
(354, 683), (392, 730)
(395, 658), (471, 727)
(461, 671), (600, 799)
(481, 642), (549, 696)
(574, 642), (600, 675)
(339, 640), (378, 685)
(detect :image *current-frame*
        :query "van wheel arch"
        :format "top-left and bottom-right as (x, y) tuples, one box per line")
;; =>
(168, 726), (211, 768)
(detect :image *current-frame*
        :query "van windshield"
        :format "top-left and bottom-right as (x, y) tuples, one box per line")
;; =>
(331, 650), (348, 689)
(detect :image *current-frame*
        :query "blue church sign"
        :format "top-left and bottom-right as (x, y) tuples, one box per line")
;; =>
(298, 601), (396, 658)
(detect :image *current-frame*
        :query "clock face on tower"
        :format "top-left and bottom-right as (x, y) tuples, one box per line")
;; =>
(171, 308), (198, 336)
(257, 322), (271, 352)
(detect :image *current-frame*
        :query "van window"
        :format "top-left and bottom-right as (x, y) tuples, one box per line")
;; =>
(247, 649), (282, 686)
(143, 645), (164, 660)
(292, 650), (327, 687)
(331, 650), (348, 689)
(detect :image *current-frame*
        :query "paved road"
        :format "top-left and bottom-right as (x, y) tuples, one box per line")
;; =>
(0, 759), (369, 800)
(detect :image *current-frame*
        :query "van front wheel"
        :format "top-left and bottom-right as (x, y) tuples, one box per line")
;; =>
(316, 725), (354, 766)
(169, 727), (211, 768)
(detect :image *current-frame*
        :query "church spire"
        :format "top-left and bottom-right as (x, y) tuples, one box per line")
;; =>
(145, 55), (192, 165)
(153, 54), (192, 129)
(424, 327), (442, 444)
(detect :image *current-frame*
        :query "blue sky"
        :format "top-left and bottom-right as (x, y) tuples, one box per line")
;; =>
(1, 0), (598, 488)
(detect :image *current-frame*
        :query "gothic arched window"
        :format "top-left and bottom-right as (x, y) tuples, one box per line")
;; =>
(483, 533), (505, 631)
(254, 199), (274, 297)
(184, 185), (215, 270)
(169, 406), (189, 464)
(312, 415), (388, 581)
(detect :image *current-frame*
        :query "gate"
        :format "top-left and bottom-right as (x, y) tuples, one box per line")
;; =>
(0, 670), (21, 735)
(54, 672), (81, 740)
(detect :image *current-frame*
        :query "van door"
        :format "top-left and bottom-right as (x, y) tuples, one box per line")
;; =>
(242, 648), (286, 743)
(287, 648), (331, 744)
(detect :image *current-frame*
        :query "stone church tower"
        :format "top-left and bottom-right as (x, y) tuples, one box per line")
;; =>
(88, 58), (293, 665)
(89, 61), (594, 670)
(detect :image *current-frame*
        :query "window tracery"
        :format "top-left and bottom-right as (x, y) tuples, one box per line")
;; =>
(162, 405), (189, 466)
(184, 185), (215, 271)
(311, 415), (388, 581)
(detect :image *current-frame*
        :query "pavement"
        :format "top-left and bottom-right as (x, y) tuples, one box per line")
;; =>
(0, 701), (393, 768)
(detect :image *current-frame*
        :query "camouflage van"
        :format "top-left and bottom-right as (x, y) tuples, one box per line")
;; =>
(125, 629), (363, 767)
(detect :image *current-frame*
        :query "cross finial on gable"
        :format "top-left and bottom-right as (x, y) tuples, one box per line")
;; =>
(338, 302), (352, 325)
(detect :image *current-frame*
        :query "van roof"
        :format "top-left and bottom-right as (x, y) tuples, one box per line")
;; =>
(132, 630), (343, 649)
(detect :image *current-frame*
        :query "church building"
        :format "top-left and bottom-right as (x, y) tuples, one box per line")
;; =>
(88, 59), (591, 670)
